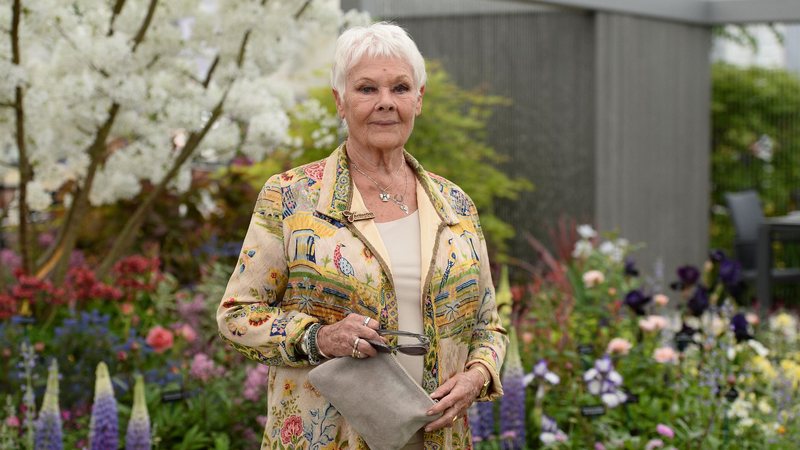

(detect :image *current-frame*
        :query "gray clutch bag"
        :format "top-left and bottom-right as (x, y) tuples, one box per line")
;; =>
(308, 353), (442, 450)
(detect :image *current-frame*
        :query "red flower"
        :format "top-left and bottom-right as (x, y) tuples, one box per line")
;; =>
(280, 415), (303, 444)
(145, 325), (174, 353)
(0, 293), (16, 319)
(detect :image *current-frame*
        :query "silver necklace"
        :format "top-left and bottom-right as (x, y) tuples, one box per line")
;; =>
(351, 160), (410, 214)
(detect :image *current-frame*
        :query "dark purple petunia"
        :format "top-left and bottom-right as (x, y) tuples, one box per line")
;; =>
(687, 286), (710, 317)
(624, 257), (639, 277)
(624, 290), (651, 316)
(730, 313), (752, 342)
(719, 259), (742, 287)
(674, 323), (697, 352)
(709, 249), (727, 263)
(677, 265), (700, 287)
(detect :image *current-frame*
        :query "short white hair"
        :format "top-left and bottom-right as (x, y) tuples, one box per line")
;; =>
(331, 22), (427, 96)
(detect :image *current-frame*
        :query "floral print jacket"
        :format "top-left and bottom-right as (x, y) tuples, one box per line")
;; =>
(217, 145), (507, 449)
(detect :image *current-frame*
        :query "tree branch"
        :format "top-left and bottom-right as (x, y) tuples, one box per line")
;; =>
(35, 103), (121, 280)
(202, 55), (220, 88)
(294, 0), (312, 20)
(108, 0), (127, 36)
(131, 0), (159, 53)
(11, 0), (33, 273)
(236, 31), (251, 68)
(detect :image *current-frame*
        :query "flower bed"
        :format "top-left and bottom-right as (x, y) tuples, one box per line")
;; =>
(472, 225), (799, 449)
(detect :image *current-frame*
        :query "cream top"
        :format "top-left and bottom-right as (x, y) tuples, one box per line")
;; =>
(375, 211), (424, 386)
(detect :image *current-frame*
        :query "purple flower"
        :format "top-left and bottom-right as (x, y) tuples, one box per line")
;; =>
(624, 257), (639, 277)
(125, 374), (150, 450)
(730, 313), (752, 342)
(539, 414), (568, 444)
(687, 286), (709, 317)
(34, 360), (63, 450)
(500, 330), (525, 450)
(719, 259), (742, 287)
(677, 265), (700, 286)
(523, 359), (560, 386)
(469, 402), (495, 443)
(624, 290), (651, 316)
(0, 249), (21, 271)
(243, 364), (269, 402)
(709, 249), (726, 263)
(90, 362), (118, 450)
(583, 355), (627, 408)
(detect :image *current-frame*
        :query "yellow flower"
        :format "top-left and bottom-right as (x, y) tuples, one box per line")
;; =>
(779, 359), (800, 388)
(752, 356), (777, 381)
(283, 379), (296, 394)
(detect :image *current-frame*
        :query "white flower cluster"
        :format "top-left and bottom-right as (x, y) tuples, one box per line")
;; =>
(572, 224), (630, 263)
(1, 0), (352, 211)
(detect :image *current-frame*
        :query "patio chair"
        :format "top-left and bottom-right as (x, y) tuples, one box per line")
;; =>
(724, 190), (800, 302)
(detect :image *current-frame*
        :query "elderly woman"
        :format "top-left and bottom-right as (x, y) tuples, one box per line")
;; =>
(217, 22), (506, 449)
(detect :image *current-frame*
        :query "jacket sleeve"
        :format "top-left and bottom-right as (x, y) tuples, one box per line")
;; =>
(465, 211), (508, 402)
(216, 174), (318, 367)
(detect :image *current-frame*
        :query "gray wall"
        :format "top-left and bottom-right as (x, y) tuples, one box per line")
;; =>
(397, 13), (596, 258)
(595, 13), (711, 280)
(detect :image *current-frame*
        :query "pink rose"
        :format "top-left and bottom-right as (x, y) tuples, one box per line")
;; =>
(145, 325), (174, 353)
(654, 294), (669, 306)
(606, 338), (632, 355)
(656, 424), (675, 439)
(582, 270), (605, 288)
(653, 347), (678, 364)
(645, 438), (664, 450)
(177, 324), (197, 343)
(746, 313), (760, 325)
(120, 302), (134, 315)
(594, 443), (606, 450)
(639, 315), (668, 332)
(5, 416), (20, 428)
(280, 415), (303, 444)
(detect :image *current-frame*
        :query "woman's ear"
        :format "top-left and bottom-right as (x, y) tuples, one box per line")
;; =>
(332, 89), (345, 119)
(415, 85), (425, 116)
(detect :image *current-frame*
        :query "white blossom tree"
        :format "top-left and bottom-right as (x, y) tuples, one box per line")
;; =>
(0, 0), (366, 278)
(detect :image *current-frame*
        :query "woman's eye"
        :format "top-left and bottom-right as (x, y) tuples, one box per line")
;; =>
(358, 86), (376, 93)
(393, 84), (410, 93)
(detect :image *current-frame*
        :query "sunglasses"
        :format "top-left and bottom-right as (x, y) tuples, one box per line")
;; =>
(367, 330), (430, 356)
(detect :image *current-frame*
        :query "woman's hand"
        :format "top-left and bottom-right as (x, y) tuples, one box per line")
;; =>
(424, 369), (485, 432)
(316, 314), (384, 358)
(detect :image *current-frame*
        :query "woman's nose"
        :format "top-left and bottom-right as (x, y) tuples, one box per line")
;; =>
(376, 89), (395, 111)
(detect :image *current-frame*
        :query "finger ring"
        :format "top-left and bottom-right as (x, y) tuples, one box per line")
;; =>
(353, 336), (361, 349)
(356, 350), (363, 359)
(452, 415), (458, 423)
(352, 346), (358, 358)
(362, 316), (371, 326)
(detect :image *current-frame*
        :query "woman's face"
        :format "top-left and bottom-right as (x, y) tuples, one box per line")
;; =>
(334, 56), (424, 154)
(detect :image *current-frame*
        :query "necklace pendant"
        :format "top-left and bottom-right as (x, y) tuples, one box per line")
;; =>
(400, 204), (409, 214)
(379, 192), (390, 202)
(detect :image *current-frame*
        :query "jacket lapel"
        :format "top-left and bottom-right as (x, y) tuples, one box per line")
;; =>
(314, 144), (460, 295)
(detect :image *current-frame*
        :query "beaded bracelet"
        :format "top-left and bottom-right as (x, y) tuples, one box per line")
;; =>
(306, 323), (328, 365)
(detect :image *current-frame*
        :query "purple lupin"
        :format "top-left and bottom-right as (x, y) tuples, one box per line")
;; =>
(34, 359), (63, 450)
(89, 362), (118, 450)
(500, 329), (525, 450)
(125, 374), (151, 450)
